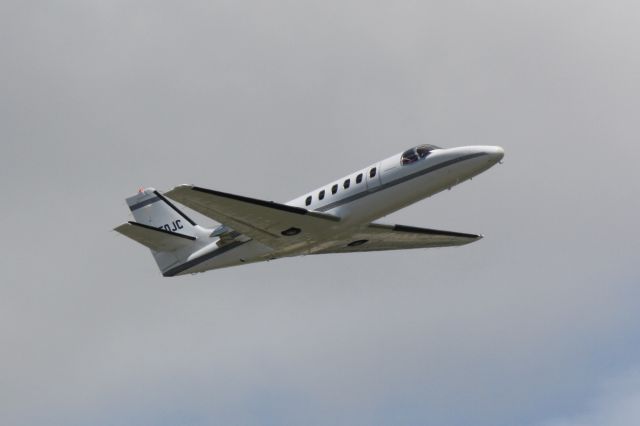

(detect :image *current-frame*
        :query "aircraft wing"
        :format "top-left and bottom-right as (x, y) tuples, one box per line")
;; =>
(311, 223), (481, 254)
(164, 185), (341, 250)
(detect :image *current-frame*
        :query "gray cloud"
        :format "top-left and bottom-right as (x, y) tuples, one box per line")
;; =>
(539, 368), (640, 426)
(1, 0), (639, 425)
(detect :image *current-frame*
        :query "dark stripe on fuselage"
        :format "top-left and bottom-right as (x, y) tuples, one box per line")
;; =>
(128, 196), (160, 211)
(314, 152), (486, 213)
(162, 240), (248, 277)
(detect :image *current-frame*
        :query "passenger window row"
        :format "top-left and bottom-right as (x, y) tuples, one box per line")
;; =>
(305, 167), (376, 206)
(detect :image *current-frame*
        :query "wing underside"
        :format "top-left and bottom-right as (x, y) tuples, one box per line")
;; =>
(164, 185), (481, 256)
(311, 223), (482, 254)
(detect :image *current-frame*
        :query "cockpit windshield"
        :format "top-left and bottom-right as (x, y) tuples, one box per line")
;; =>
(400, 144), (441, 165)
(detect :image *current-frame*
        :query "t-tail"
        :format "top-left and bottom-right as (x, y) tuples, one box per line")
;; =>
(114, 188), (208, 276)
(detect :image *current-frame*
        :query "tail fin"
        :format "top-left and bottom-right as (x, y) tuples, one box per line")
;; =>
(115, 188), (204, 275)
(126, 187), (197, 236)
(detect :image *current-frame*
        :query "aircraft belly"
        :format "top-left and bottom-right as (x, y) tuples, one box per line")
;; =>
(179, 240), (275, 274)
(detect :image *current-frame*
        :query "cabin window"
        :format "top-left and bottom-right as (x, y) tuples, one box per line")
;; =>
(356, 173), (363, 184)
(370, 167), (377, 178)
(332, 184), (338, 194)
(305, 195), (312, 206)
(343, 179), (350, 189)
(319, 190), (325, 200)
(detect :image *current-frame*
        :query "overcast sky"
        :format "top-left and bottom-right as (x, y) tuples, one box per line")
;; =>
(1, 1), (640, 425)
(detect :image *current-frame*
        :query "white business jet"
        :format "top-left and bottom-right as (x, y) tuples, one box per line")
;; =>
(115, 145), (504, 276)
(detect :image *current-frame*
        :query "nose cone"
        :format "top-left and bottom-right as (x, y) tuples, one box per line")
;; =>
(438, 145), (504, 184)
(489, 146), (504, 160)
(476, 146), (504, 163)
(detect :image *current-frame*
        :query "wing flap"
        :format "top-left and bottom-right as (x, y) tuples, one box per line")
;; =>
(114, 222), (196, 252)
(312, 223), (481, 254)
(164, 185), (340, 249)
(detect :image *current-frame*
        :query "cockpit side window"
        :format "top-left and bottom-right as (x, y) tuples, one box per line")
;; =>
(401, 144), (440, 166)
(416, 144), (436, 158)
(305, 195), (312, 206)
(401, 148), (419, 165)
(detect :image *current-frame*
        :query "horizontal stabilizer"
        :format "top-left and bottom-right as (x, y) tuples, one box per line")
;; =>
(114, 221), (196, 252)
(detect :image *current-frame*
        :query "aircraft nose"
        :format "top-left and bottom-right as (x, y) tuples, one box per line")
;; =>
(485, 146), (504, 163)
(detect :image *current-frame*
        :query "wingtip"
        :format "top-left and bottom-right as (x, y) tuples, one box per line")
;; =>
(173, 184), (194, 191)
(164, 184), (194, 197)
(113, 223), (129, 234)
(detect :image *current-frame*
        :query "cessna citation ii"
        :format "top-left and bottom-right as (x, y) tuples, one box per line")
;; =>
(115, 145), (504, 277)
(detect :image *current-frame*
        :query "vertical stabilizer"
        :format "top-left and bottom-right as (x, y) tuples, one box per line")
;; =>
(117, 188), (205, 275)
(126, 187), (197, 236)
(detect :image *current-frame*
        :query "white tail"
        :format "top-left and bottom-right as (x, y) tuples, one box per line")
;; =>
(126, 188), (197, 235)
(115, 188), (208, 275)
